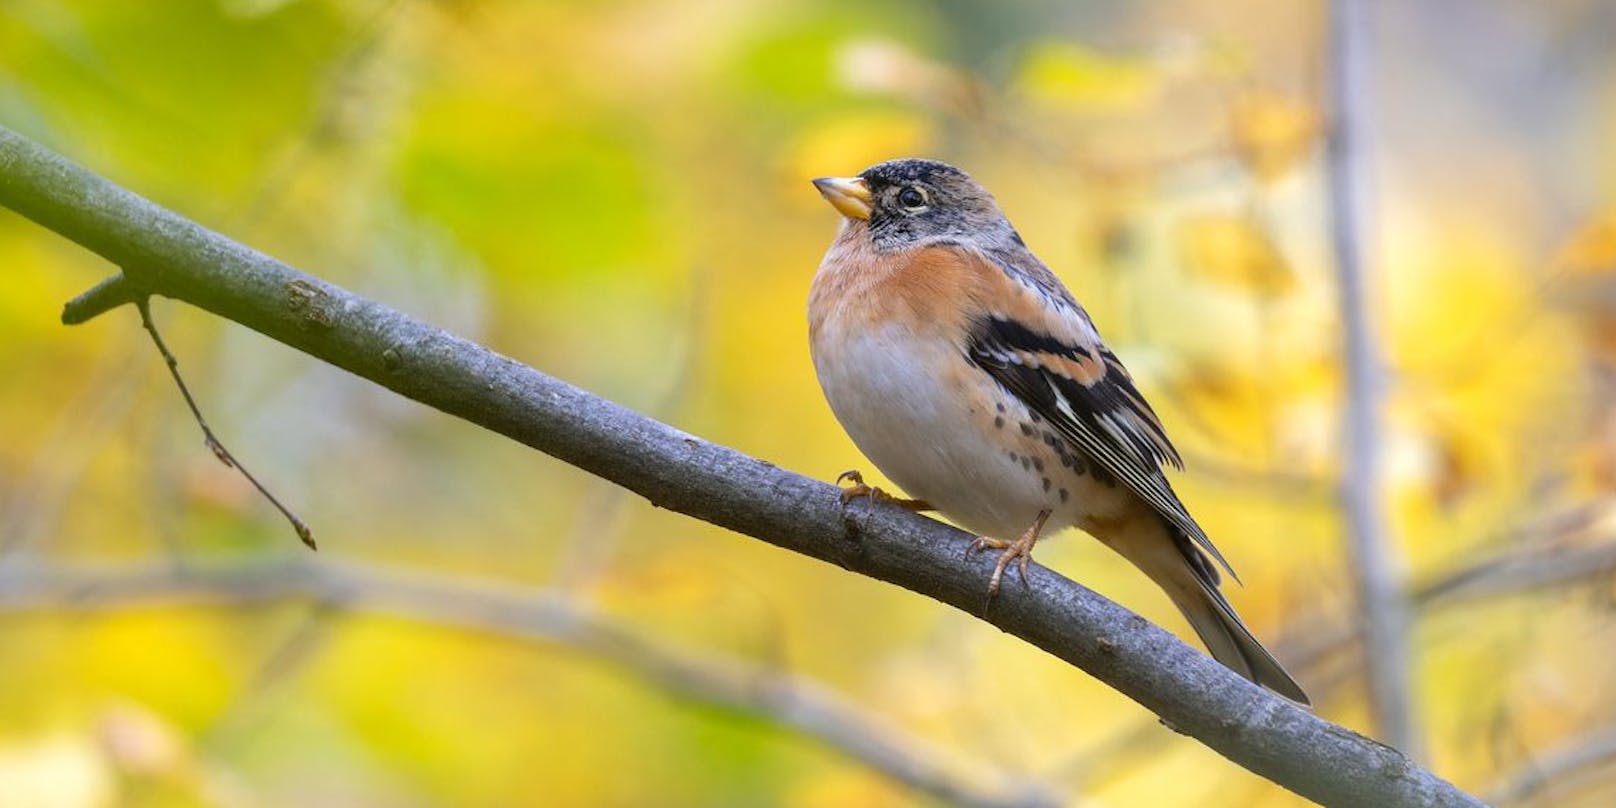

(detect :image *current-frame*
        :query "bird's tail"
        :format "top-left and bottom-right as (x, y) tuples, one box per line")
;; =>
(1104, 517), (1310, 704)
(1170, 553), (1310, 704)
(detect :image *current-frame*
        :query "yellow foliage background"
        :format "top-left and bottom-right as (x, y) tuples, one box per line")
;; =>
(2, 0), (1614, 805)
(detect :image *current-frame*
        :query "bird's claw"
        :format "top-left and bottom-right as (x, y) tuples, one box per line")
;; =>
(965, 511), (1051, 601)
(836, 469), (874, 506)
(966, 536), (1030, 598)
(835, 469), (931, 511)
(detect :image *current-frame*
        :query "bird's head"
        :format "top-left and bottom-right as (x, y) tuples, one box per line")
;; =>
(812, 158), (1016, 252)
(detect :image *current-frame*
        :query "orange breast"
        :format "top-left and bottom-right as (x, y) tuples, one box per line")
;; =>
(810, 239), (996, 351)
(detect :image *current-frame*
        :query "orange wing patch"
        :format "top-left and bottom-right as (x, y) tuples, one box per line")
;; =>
(1012, 349), (1107, 386)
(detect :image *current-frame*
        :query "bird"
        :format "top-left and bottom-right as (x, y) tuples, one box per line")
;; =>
(807, 158), (1308, 703)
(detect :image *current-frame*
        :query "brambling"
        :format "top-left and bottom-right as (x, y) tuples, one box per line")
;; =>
(808, 159), (1308, 703)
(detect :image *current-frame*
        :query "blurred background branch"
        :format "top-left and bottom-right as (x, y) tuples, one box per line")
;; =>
(1061, 504), (1616, 792)
(0, 558), (1058, 808)
(1280, 503), (1616, 693)
(1326, 0), (1418, 757)
(1488, 725), (1616, 806)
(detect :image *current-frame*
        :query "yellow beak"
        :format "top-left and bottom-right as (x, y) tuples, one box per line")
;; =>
(812, 176), (872, 220)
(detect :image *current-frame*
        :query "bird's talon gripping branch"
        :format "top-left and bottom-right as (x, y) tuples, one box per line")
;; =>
(835, 469), (931, 512)
(966, 510), (1051, 599)
(964, 536), (1007, 557)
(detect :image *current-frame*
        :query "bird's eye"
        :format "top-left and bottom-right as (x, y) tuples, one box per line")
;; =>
(897, 186), (927, 209)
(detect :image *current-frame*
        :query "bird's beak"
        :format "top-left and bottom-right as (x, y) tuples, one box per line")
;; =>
(812, 176), (872, 220)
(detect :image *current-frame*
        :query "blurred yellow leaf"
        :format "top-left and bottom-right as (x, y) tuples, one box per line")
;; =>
(1084, 202), (1142, 264)
(1580, 390), (1616, 491)
(1568, 314), (1616, 370)
(1175, 213), (1296, 295)
(784, 769), (908, 808)
(1424, 423), (1483, 512)
(1553, 210), (1616, 279)
(783, 111), (930, 193)
(94, 702), (250, 808)
(1015, 42), (1162, 113)
(1159, 359), (1273, 455)
(1231, 90), (1320, 182)
(97, 702), (186, 778)
(1198, 38), (1257, 80)
(0, 732), (113, 808)
(1547, 213), (1616, 363)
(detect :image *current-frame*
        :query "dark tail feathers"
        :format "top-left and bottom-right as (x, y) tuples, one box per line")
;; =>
(1170, 531), (1310, 704)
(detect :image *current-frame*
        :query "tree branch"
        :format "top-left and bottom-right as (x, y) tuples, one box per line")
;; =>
(61, 271), (142, 324)
(0, 123), (1483, 807)
(1415, 538), (1616, 607)
(0, 559), (1057, 808)
(1326, 0), (1419, 756)
(1281, 529), (1616, 683)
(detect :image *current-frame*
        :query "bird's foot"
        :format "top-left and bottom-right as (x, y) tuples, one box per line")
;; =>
(836, 470), (931, 512)
(965, 510), (1052, 598)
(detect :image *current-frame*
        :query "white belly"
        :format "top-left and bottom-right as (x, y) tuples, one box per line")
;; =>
(811, 323), (1116, 538)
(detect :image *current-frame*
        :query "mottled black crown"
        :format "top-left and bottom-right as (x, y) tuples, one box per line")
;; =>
(857, 158), (971, 189)
(853, 158), (1013, 252)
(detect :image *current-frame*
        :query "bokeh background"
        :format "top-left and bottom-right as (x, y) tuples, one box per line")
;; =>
(5, 0), (1616, 805)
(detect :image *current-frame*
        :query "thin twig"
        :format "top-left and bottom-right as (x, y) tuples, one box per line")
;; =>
(0, 559), (1060, 808)
(135, 297), (316, 550)
(1327, 0), (1418, 756)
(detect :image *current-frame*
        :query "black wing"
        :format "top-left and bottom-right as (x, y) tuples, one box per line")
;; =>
(966, 315), (1238, 583)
